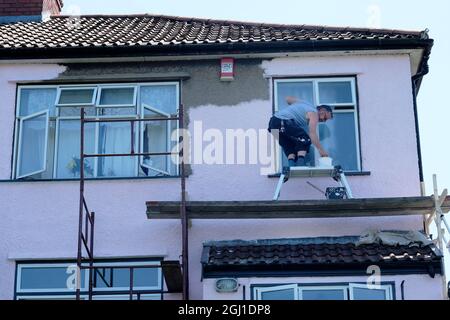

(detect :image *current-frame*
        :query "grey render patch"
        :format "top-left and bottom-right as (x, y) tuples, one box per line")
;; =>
(60, 59), (270, 110)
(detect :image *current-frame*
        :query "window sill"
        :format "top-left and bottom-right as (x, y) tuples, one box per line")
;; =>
(0, 175), (183, 183)
(267, 171), (371, 178)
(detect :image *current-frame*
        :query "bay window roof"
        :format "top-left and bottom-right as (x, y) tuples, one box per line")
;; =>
(201, 236), (443, 278)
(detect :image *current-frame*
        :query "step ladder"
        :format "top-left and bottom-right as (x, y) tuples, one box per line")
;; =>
(273, 165), (353, 201)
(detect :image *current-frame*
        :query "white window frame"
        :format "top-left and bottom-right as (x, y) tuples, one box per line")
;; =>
(139, 82), (180, 177)
(273, 77), (361, 172)
(16, 263), (89, 294)
(16, 109), (50, 179)
(13, 85), (57, 179)
(140, 103), (172, 176)
(349, 283), (393, 300)
(299, 285), (348, 300)
(254, 284), (299, 300)
(316, 78), (356, 106)
(55, 86), (98, 107)
(96, 85), (138, 108)
(15, 82), (179, 180)
(16, 261), (162, 298)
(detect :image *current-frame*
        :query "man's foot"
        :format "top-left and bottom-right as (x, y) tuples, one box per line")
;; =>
(282, 166), (290, 183)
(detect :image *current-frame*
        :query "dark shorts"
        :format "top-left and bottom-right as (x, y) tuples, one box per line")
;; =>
(268, 116), (312, 158)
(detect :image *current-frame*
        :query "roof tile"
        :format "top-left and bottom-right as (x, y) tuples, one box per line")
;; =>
(0, 14), (424, 51)
(203, 239), (442, 268)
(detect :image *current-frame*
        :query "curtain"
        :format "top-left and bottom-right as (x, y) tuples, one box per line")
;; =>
(98, 122), (135, 177)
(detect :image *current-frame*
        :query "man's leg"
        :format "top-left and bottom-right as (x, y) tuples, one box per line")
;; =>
(287, 154), (297, 167)
(296, 151), (307, 166)
(294, 131), (312, 167)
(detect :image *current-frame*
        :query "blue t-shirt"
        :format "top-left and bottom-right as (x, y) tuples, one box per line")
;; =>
(274, 101), (316, 133)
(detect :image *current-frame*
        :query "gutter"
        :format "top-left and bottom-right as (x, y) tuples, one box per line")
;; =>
(410, 33), (434, 196)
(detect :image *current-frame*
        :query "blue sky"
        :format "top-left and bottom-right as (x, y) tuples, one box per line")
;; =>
(62, 0), (450, 194)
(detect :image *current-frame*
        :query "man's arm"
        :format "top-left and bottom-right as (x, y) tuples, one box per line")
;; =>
(307, 112), (329, 157)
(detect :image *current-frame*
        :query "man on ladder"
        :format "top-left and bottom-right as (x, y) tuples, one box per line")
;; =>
(268, 97), (352, 201)
(268, 97), (334, 181)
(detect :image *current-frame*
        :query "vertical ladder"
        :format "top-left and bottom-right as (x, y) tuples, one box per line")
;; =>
(425, 174), (449, 300)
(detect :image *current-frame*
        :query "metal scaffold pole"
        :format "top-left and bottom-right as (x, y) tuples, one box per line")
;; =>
(76, 108), (85, 301)
(179, 104), (189, 300)
(76, 106), (184, 300)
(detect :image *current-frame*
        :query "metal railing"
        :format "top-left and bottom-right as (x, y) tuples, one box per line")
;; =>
(79, 264), (165, 300)
(76, 106), (188, 300)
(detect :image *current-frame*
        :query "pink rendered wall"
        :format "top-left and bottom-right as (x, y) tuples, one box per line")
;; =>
(0, 54), (430, 300)
(203, 275), (445, 300)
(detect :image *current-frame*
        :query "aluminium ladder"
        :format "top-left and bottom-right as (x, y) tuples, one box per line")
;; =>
(273, 165), (353, 201)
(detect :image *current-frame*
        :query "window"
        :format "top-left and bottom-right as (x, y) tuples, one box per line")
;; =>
(16, 110), (49, 179)
(253, 283), (393, 300)
(13, 83), (179, 180)
(255, 284), (298, 300)
(274, 77), (360, 171)
(97, 86), (137, 107)
(349, 283), (393, 300)
(299, 286), (348, 300)
(56, 87), (97, 106)
(17, 263), (88, 294)
(15, 260), (162, 300)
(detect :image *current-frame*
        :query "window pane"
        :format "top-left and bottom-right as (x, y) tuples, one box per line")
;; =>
(140, 85), (178, 115)
(276, 81), (314, 110)
(99, 88), (135, 106)
(302, 289), (346, 300)
(260, 288), (296, 300)
(352, 287), (387, 300)
(142, 118), (177, 176)
(99, 107), (136, 116)
(19, 88), (57, 116)
(56, 120), (96, 179)
(58, 106), (96, 117)
(97, 122), (136, 177)
(20, 266), (86, 290)
(319, 112), (358, 171)
(58, 88), (95, 105)
(318, 81), (353, 104)
(18, 112), (48, 178)
(94, 267), (159, 289)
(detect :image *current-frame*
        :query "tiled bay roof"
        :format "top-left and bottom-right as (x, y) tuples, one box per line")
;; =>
(202, 237), (442, 276)
(0, 14), (428, 50)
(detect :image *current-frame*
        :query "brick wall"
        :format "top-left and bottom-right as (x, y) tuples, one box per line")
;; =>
(0, 0), (62, 17)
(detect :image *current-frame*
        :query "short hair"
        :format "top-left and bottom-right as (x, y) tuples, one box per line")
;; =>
(317, 105), (333, 117)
